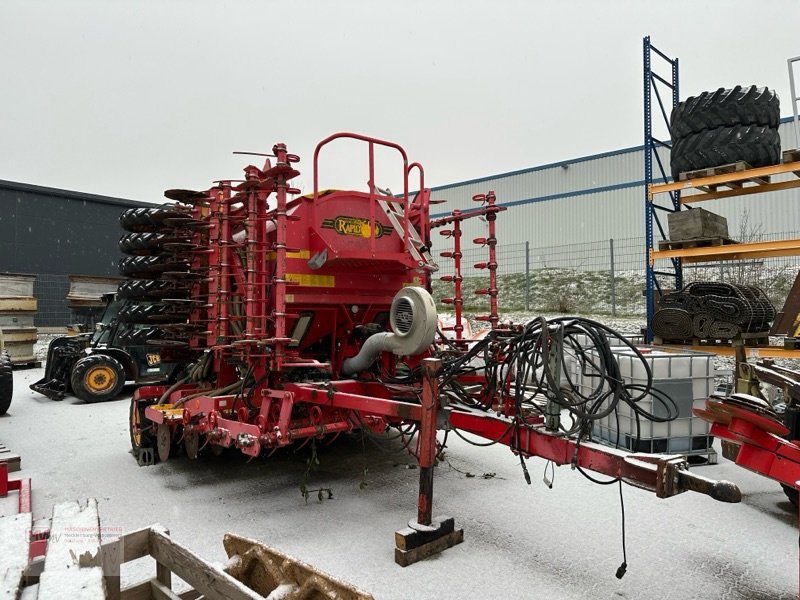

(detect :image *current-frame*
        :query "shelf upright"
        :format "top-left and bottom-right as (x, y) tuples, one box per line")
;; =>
(643, 36), (681, 342)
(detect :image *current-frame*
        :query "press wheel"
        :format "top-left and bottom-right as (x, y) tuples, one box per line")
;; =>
(156, 423), (172, 462)
(185, 431), (200, 460)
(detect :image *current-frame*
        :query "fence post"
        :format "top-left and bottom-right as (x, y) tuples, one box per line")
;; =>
(525, 241), (530, 311)
(609, 238), (617, 317)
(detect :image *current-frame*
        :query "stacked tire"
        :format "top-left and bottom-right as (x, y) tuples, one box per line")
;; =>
(670, 86), (781, 181)
(117, 204), (194, 344)
(0, 348), (12, 415)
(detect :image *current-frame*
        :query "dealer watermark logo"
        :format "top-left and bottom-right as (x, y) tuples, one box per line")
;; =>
(322, 216), (393, 239)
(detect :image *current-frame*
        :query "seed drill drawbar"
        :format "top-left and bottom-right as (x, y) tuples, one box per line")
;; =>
(125, 133), (739, 566)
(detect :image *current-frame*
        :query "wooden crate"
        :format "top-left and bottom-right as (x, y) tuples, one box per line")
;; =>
(10, 499), (374, 600)
(667, 207), (729, 241)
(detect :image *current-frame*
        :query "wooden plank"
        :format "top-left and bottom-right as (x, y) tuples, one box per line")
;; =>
(0, 512), (33, 600)
(39, 567), (106, 600)
(394, 528), (464, 567)
(150, 579), (183, 600)
(148, 529), (263, 600)
(105, 526), (161, 600)
(120, 579), (153, 600)
(0, 453), (21, 473)
(45, 499), (102, 571)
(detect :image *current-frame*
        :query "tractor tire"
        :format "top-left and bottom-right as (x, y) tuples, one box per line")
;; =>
(118, 303), (189, 324)
(0, 350), (13, 415)
(119, 232), (189, 256)
(670, 86), (780, 140)
(70, 354), (126, 403)
(130, 396), (159, 464)
(117, 279), (188, 300)
(670, 125), (780, 181)
(114, 326), (170, 346)
(119, 204), (190, 233)
(118, 255), (189, 278)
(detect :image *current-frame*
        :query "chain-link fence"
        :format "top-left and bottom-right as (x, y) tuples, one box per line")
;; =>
(432, 232), (800, 318)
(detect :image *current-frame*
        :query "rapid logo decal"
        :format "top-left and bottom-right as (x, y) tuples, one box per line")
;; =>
(322, 216), (393, 239)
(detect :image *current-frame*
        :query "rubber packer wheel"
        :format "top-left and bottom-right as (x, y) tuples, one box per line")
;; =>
(118, 255), (189, 278)
(118, 303), (188, 325)
(119, 232), (189, 256)
(670, 85), (779, 140)
(670, 125), (780, 181)
(70, 354), (126, 403)
(118, 204), (190, 233)
(117, 279), (188, 300)
(0, 350), (13, 415)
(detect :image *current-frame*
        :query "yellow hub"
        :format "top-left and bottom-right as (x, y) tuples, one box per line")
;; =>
(84, 365), (116, 393)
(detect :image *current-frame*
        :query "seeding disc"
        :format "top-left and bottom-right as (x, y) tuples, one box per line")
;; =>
(157, 423), (172, 462)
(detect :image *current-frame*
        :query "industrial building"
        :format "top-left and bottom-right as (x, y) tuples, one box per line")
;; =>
(0, 180), (147, 326)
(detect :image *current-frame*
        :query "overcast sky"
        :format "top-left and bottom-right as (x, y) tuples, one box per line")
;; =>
(2, 0), (799, 203)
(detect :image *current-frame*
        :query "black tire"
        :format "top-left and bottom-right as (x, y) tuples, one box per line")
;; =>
(119, 232), (189, 256)
(70, 354), (126, 403)
(117, 279), (188, 300)
(0, 350), (13, 415)
(118, 255), (189, 278)
(119, 204), (190, 233)
(114, 326), (170, 346)
(670, 86), (780, 140)
(118, 303), (189, 324)
(130, 396), (159, 463)
(670, 125), (781, 181)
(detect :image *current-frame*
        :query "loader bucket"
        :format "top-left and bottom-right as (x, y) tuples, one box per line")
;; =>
(223, 533), (374, 600)
(29, 334), (91, 400)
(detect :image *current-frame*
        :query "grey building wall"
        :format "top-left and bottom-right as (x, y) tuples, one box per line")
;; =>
(0, 180), (150, 326)
(429, 118), (800, 250)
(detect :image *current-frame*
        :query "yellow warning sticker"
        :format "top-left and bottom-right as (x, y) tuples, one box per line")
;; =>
(266, 250), (311, 260)
(286, 273), (335, 287)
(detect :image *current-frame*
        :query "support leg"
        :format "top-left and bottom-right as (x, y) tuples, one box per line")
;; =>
(394, 358), (463, 566)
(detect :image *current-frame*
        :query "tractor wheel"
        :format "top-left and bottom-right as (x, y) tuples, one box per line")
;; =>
(670, 125), (780, 181)
(119, 204), (190, 233)
(129, 396), (159, 465)
(118, 303), (189, 324)
(670, 86), (779, 140)
(0, 350), (13, 415)
(118, 255), (189, 278)
(70, 355), (126, 403)
(119, 232), (189, 256)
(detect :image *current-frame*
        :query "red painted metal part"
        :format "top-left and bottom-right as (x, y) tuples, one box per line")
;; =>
(448, 409), (707, 497)
(0, 462), (32, 515)
(709, 419), (800, 488)
(417, 359), (440, 525)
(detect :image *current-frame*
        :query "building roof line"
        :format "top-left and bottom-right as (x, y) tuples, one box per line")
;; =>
(0, 179), (152, 208)
(431, 178), (657, 218)
(429, 115), (799, 194)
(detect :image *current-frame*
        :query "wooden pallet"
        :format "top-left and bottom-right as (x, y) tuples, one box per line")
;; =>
(0, 443), (21, 473)
(784, 149), (800, 177)
(7, 498), (374, 600)
(658, 236), (737, 250)
(678, 161), (771, 191)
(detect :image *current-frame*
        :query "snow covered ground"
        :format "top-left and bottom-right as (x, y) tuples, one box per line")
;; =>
(2, 336), (799, 599)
